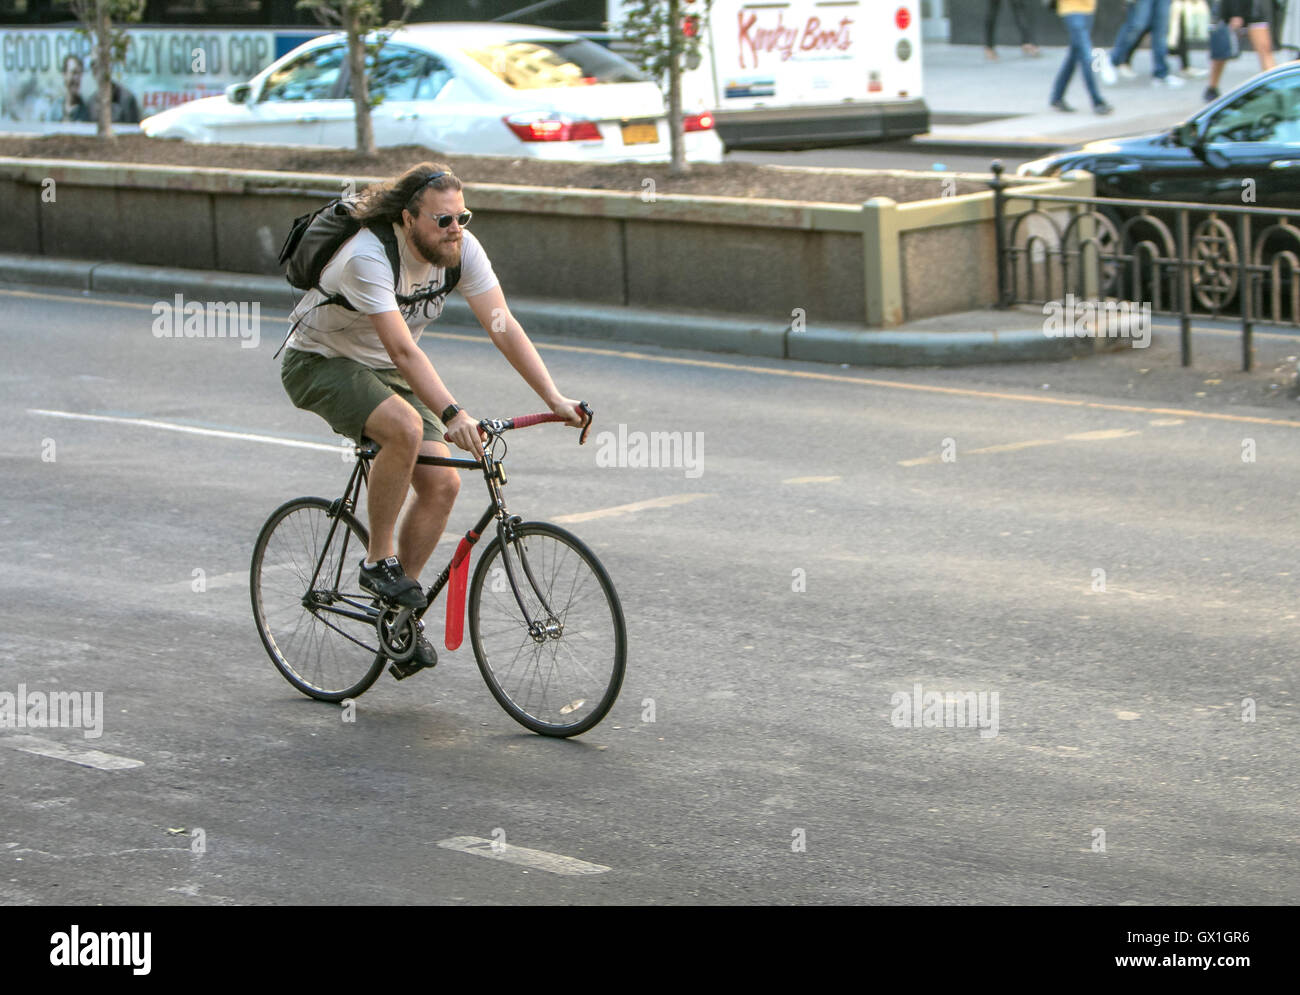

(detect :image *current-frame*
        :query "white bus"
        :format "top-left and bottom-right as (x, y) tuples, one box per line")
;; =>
(611, 1), (927, 149)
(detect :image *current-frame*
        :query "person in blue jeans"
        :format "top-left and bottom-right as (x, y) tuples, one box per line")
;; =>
(1108, 0), (1180, 83)
(1051, 0), (1115, 114)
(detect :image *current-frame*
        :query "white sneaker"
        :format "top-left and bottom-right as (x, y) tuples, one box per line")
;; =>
(1154, 74), (1186, 87)
(1179, 66), (1209, 78)
(1093, 48), (1118, 85)
(1117, 63), (1137, 79)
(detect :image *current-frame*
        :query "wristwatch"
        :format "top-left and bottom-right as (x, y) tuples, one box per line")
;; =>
(441, 403), (462, 425)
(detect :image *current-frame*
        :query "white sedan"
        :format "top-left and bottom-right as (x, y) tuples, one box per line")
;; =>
(140, 22), (724, 163)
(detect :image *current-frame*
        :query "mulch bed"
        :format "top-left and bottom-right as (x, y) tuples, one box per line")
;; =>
(0, 134), (987, 204)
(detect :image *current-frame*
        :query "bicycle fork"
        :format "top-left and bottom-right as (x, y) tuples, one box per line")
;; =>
(496, 516), (564, 645)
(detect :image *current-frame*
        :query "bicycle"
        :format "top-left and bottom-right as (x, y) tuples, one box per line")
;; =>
(249, 403), (626, 738)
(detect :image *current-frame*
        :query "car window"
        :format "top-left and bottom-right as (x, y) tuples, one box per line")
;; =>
(261, 45), (346, 102)
(462, 37), (647, 89)
(1204, 77), (1300, 144)
(350, 47), (454, 101)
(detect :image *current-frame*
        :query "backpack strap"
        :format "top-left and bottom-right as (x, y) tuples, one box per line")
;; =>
(369, 220), (403, 294)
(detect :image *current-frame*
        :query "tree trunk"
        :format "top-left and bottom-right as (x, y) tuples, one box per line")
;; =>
(668, 0), (687, 177)
(346, 9), (375, 157)
(95, 0), (113, 140)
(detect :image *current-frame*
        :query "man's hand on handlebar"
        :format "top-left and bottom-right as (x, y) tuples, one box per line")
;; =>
(445, 409), (486, 458)
(549, 396), (586, 428)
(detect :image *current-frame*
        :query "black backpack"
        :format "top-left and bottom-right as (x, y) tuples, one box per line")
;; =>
(274, 198), (461, 354)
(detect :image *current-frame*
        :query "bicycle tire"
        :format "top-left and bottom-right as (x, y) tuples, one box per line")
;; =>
(251, 497), (387, 702)
(468, 521), (626, 737)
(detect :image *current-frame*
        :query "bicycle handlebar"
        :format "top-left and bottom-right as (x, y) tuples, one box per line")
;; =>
(445, 401), (594, 447)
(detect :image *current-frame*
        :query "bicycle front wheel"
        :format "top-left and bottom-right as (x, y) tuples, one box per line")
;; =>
(469, 521), (626, 737)
(251, 497), (386, 702)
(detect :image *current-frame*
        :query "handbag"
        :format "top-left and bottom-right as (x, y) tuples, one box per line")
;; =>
(1208, 17), (1241, 59)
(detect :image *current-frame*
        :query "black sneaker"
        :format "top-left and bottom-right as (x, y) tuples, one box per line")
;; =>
(1203, 86), (1219, 101)
(359, 556), (426, 609)
(388, 635), (437, 681)
(1050, 98), (1075, 112)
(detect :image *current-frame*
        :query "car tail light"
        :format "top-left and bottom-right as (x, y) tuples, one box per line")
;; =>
(504, 113), (602, 142)
(683, 112), (714, 132)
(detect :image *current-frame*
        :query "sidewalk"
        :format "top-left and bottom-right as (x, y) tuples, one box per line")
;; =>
(919, 38), (1279, 150)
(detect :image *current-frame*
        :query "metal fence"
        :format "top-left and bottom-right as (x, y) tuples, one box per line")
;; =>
(989, 163), (1300, 371)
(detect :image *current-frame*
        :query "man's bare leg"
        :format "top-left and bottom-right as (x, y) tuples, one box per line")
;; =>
(361, 395), (422, 564)
(398, 439), (461, 582)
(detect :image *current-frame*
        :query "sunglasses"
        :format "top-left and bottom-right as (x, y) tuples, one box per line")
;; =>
(426, 210), (472, 228)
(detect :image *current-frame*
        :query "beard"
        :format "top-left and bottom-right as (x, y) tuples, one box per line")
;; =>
(411, 226), (462, 269)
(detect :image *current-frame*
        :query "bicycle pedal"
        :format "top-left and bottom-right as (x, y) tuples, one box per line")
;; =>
(387, 655), (433, 681)
(388, 660), (419, 681)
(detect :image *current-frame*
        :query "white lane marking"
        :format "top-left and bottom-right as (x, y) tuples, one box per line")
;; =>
(900, 428), (1143, 466)
(552, 493), (713, 523)
(1, 735), (144, 770)
(783, 475), (841, 484)
(28, 409), (339, 452)
(437, 836), (610, 876)
(1063, 428), (1141, 442)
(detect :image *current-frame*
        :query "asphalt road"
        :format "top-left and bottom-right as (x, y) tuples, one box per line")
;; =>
(2, 283), (1298, 906)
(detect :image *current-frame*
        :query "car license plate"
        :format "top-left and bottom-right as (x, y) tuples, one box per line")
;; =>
(621, 122), (658, 145)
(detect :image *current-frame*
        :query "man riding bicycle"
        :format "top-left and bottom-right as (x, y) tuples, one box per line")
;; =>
(280, 162), (585, 674)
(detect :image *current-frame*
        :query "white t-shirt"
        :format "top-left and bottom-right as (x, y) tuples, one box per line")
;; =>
(286, 223), (499, 368)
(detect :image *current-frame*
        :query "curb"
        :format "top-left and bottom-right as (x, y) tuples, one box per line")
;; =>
(0, 254), (1093, 367)
(904, 137), (1067, 160)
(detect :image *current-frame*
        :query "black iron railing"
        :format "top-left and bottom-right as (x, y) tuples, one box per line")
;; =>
(990, 162), (1300, 371)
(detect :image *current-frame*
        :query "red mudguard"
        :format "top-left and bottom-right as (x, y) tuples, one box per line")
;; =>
(445, 532), (476, 651)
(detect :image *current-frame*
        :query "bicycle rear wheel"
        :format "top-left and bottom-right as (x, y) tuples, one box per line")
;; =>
(468, 521), (626, 737)
(251, 497), (386, 702)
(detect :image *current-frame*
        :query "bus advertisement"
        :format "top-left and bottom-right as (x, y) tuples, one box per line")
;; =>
(612, 0), (928, 149)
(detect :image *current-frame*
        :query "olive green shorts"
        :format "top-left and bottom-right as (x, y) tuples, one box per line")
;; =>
(280, 347), (446, 445)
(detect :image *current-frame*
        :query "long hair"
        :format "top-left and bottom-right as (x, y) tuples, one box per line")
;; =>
(353, 162), (462, 226)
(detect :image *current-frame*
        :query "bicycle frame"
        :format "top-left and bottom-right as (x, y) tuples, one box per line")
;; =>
(305, 433), (561, 639)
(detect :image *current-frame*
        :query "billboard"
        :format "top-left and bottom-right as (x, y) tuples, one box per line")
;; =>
(0, 26), (322, 125)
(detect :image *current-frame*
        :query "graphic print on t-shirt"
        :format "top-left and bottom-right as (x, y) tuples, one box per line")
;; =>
(400, 273), (452, 324)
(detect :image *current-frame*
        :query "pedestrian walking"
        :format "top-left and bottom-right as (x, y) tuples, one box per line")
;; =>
(984, 0), (1041, 59)
(1050, 0), (1116, 113)
(1103, 0), (1185, 85)
(1204, 0), (1278, 100)
(1109, 0), (1211, 78)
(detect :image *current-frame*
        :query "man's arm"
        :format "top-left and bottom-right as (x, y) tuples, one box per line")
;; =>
(463, 285), (584, 426)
